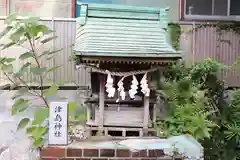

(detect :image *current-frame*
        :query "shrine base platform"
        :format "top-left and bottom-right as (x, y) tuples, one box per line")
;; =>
(40, 138), (183, 160)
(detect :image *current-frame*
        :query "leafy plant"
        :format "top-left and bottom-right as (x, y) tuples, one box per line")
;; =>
(0, 14), (86, 148)
(168, 23), (181, 50)
(155, 74), (215, 140)
(155, 59), (240, 160)
(203, 89), (240, 160)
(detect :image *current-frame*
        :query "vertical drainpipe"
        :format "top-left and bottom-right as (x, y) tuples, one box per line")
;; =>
(6, 0), (9, 16)
(52, 17), (56, 83)
(192, 21), (196, 65)
(72, 0), (76, 18)
(178, 0), (181, 20)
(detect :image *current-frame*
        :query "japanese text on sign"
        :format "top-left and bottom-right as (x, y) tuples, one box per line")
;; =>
(49, 102), (68, 145)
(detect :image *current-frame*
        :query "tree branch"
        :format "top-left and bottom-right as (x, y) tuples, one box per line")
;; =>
(26, 34), (48, 107)
(3, 72), (17, 86)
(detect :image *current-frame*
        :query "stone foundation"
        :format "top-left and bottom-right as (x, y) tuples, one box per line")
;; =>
(40, 147), (182, 160)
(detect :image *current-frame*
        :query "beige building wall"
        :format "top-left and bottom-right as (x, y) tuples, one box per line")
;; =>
(0, 0), (7, 16)
(0, 0), (72, 17)
(0, 0), (179, 21)
(123, 0), (179, 22)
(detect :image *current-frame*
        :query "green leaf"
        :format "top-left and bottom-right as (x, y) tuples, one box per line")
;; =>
(0, 57), (16, 63)
(26, 126), (37, 135)
(47, 65), (61, 72)
(38, 48), (63, 58)
(17, 38), (27, 45)
(11, 99), (30, 115)
(12, 94), (22, 100)
(17, 118), (30, 130)
(40, 127), (49, 136)
(31, 126), (48, 140)
(15, 71), (23, 77)
(26, 24), (48, 38)
(15, 62), (31, 77)
(48, 48), (63, 55)
(21, 62), (31, 70)
(0, 26), (12, 39)
(44, 84), (59, 97)
(33, 138), (45, 148)
(38, 50), (49, 58)
(41, 36), (58, 44)
(202, 127), (211, 139)
(68, 101), (78, 113)
(69, 105), (86, 123)
(69, 55), (78, 62)
(1, 42), (16, 50)
(1, 64), (13, 73)
(32, 108), (49, 125)
(10, 27), (25, 41)
(72, 112), (87, 123)
(30, 67), (47, 75)
(19, 52), (33, 60)
(37, 25), (51, 34)
(46, 56), (55, 60)
(35, 25), (52, 35)
(5, 14), (17, 24)
(21, 17), (40, 24)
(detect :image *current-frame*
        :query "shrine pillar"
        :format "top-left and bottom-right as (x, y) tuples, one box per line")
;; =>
(99, 74), (105, 127)
(143, 95), (150, 135)
(143, 75), (150, 136)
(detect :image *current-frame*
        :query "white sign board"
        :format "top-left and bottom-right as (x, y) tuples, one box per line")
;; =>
(49, 102), (68, 145)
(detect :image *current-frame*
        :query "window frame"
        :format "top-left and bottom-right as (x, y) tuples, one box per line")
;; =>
(179, 0), (240, 21)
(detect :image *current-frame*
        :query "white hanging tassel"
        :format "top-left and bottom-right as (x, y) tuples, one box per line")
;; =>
(117, 77), (126, 100)
(140, 73), (150, 97)
(129, 75), (139, 99)
(105, 73), (115, 98)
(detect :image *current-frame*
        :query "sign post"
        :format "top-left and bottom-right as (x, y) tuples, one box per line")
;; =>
(49, 102), (68, 145)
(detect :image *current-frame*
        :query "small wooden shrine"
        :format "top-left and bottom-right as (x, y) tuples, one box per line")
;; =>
(73, 3), (182, 137)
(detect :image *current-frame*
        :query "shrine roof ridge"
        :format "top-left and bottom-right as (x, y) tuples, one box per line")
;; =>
(76, 1), (169, 17)
(73, 2), (182, 62)
(76, 2), (170, 23)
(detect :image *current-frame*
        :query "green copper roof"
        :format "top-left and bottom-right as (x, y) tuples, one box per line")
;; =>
(73, 3), (182, 59)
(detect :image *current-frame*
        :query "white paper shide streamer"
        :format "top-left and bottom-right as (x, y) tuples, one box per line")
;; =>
(140, 73), (150, 97)
(105, 73), (115, 98)
(117, 77), (125, 100)
(105, 72), (150, 99)
(129, 75), (138, 99)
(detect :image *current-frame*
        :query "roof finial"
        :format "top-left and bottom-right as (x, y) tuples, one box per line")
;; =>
(77, 4), (88, 25)
(159, 8), (169, 29)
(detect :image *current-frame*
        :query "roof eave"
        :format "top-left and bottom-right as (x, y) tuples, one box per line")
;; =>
(73, 50), (182, 59)
(74, 51), (182, 65)
(76, 2), (165, 14)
